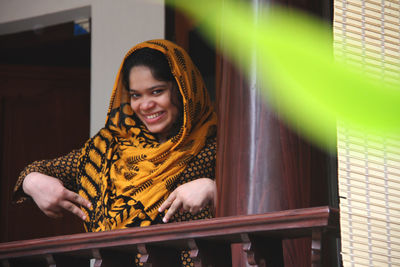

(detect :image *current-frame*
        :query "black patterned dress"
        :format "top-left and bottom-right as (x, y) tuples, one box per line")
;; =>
(14, 137), (216, 267)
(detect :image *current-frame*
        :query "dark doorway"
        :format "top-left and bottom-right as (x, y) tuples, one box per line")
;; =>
(165, 6), (216, 103)
(0, 21), (91, 242)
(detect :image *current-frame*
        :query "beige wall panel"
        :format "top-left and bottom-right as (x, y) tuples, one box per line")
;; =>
(0, 0), (165, 135)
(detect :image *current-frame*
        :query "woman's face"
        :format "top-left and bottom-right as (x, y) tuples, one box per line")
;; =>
(129, 66), (180, 142)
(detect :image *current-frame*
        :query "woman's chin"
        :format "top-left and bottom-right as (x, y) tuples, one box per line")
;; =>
(146, 125), (166, 135)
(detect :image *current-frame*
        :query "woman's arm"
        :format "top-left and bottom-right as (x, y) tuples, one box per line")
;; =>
(158, 177), (216, 222)
(159, 137), (217, 222)
(14, 149), (91, 220)
(23, 172), (91, 220)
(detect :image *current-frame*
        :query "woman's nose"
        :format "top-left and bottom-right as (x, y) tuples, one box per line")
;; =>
(140, 98), (156, 111)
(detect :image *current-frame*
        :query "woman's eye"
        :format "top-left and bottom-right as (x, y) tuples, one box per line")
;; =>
(130, 93), (141, 99)
(152, 89), (164, 95)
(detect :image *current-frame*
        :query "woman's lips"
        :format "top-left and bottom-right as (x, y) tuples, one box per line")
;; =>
(142, 111), (166, 123)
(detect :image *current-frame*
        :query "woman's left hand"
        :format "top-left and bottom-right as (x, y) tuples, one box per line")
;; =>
(158, 178), (217, 223)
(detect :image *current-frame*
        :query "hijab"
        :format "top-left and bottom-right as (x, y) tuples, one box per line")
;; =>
(78, 39), (217, 231)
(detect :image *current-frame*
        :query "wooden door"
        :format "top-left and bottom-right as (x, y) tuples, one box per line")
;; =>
(0, 64), (90, 242)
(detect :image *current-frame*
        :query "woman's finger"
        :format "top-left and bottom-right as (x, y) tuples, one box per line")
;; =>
(163, 198), (182, 223)
(189, 205), (201, 214)
(159, 191), (176, 212)
(59, 200), (87, 221)
(45, 210), (63, 219)
(64, 190), (91, 209)
(182, 202), (192, 212)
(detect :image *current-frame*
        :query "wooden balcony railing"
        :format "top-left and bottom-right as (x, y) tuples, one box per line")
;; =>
(0, 206), (339, 267)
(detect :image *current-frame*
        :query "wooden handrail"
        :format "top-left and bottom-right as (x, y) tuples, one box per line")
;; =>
(0, 206), (339, 267)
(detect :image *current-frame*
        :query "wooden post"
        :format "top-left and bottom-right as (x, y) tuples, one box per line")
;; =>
(137, 244), (181, 267)
(215, 1), (331, 266)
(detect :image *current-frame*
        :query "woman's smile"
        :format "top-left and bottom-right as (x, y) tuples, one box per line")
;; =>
(142, 111), (166, 122)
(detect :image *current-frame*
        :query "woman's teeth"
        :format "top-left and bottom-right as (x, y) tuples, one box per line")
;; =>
(146, 112), (162, 119)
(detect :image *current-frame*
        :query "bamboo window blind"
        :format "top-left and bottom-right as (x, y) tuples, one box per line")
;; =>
(334, 0), (400, 266)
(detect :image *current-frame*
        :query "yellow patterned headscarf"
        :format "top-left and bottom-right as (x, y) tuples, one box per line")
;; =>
(78, 39), (217, 231)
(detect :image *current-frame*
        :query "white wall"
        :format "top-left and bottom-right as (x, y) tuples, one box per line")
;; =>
(0, 0), (91, 24)
(0, 0), (165, 136)
(91, 0), (164, 135)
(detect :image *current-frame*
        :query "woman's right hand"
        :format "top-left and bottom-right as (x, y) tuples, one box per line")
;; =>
(22, 172), (91, 221)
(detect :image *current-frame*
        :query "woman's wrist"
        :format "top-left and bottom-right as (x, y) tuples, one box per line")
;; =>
(198, 178), (216, 203)
(22, 172), (40, 196)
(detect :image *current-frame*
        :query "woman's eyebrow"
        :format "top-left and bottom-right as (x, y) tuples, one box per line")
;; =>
(129, 84), (168, 92)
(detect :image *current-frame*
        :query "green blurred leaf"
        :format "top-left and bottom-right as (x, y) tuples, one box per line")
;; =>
(167, 0), (400, 149)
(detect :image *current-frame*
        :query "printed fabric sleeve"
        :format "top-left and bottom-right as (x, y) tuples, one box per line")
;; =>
(13, 148), (83, 204)
(176, 136), (216, 186)
(170, 136), (217, 223)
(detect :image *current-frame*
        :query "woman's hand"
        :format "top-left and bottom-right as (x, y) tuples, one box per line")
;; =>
(158, 178), (217, 223)
(22, 172), (91, 220)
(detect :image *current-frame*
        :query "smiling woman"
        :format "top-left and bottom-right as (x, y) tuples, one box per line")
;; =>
(13, 39), (217, 266)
